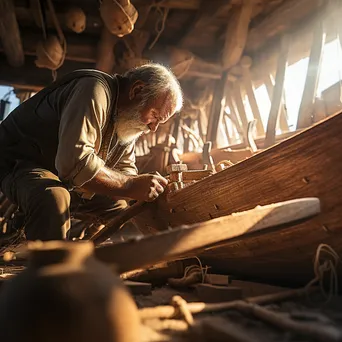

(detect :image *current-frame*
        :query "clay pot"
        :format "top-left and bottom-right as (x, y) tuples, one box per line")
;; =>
(100, 0), (138, 37)
(65, 7), (87, 33)
(0, 241), (140, 342)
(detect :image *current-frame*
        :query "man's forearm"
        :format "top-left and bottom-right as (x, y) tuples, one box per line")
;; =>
(81, 166), (134, 199)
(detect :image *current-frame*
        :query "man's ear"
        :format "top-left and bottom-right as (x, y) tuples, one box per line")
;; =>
(129, 81), (146, 100)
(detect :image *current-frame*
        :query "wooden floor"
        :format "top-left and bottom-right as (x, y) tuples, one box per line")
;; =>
(134, 111), (342, 286)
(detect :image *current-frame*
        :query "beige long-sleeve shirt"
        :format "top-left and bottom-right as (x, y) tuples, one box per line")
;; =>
(52, 76), (138, 187)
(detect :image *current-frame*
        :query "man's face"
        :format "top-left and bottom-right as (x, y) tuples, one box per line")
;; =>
(116, 89), (175, 144)
(139, 92), (175, 133)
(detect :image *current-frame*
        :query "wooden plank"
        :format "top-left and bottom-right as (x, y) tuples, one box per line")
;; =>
(240, 56), (265, 136)
(206, 72), (228, 146)
(264, 35), (290, 148)
(222, 1), (253, 70)
(0, 0), (24, 67)
(245, 0), (322, 54)
(264, 75), (289, 132)
(296, 21), (326, 129)
(134, 111), (342, 285)
(95, 198), (320, 273)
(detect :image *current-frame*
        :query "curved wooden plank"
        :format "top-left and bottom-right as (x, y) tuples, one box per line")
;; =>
(95, 198), (320, 273)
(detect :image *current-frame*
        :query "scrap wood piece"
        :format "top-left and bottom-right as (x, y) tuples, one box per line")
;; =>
(95, 198), (320, 273)
(195, 284), (243, 303)
(229, 280), (289, 297)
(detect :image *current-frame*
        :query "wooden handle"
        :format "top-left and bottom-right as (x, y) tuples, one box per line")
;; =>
(95, 197), (320, 273)
(87, 201), (148, 245)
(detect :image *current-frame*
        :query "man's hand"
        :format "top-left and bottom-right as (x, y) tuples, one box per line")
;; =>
(125, 173), (168, 202)
(81, 166), (168, 202)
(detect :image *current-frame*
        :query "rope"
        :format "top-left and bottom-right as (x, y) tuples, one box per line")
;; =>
(171, 295), (194, 326)
(148, 4), (169, 50)
(305, 243), (341, 303)
(46, 0), (67, 80)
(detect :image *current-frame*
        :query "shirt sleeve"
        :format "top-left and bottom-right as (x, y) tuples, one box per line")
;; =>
(114, 143), (138, 176)
(55, 77), (109, 187)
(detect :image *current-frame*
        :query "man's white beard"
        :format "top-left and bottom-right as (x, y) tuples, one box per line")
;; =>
(116, 106), (150, 144)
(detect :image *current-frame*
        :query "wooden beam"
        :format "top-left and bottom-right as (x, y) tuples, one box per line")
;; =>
(0, 56), (93, 91)
(264, 35), (290, 148)
(0, 0), (24, 67)
(240, 56), (265, 136)
(206, 72), (228, 146)
(178, 0), (231, 47)
(296, 22), (326, 129)
(246, 0), (322, 54)
(96, 27), (118, 73)
(0, 30), (222, 79)
(95, 198), (320, 272)
(264, 75), (289, 132)
(1, 31), (98, 63)
(222, 1), (253, 70)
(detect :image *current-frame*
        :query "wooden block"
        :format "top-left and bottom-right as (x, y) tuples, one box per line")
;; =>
(166, 164), (188, 173)
(205, 274), (229, 285)
(230, 280), (288, 297)
(124, 280), (152, 296)
(195, 284), (242, 303)
(182, 169), (213, 181)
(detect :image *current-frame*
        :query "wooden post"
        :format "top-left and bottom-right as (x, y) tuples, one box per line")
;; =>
(0, 0), (25, 67)
(206, 71), (228, 147)
(96, 27), (118, 73)
(230, 75), (249, 144)
(226, 88), (244, 138)
(222, 1), (253, 70)
(240, 56), (265, 136)
(264, 35), (290, 148)
(264, 75), (289, 132)
(296, 22), (326, 129)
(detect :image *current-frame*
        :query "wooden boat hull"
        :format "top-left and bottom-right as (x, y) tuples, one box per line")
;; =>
(134, 111), (342, 286)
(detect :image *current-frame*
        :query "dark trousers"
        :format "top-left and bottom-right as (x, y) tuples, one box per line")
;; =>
(1, 161), (127, 241)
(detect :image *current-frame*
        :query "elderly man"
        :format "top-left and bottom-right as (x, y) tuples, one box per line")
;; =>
(0, 63), (183, 241)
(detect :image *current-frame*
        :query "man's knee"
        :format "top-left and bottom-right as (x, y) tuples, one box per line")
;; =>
(29, 186), (71, 215)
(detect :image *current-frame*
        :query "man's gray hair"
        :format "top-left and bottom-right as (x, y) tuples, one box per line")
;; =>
(124, 63), (183, 113)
